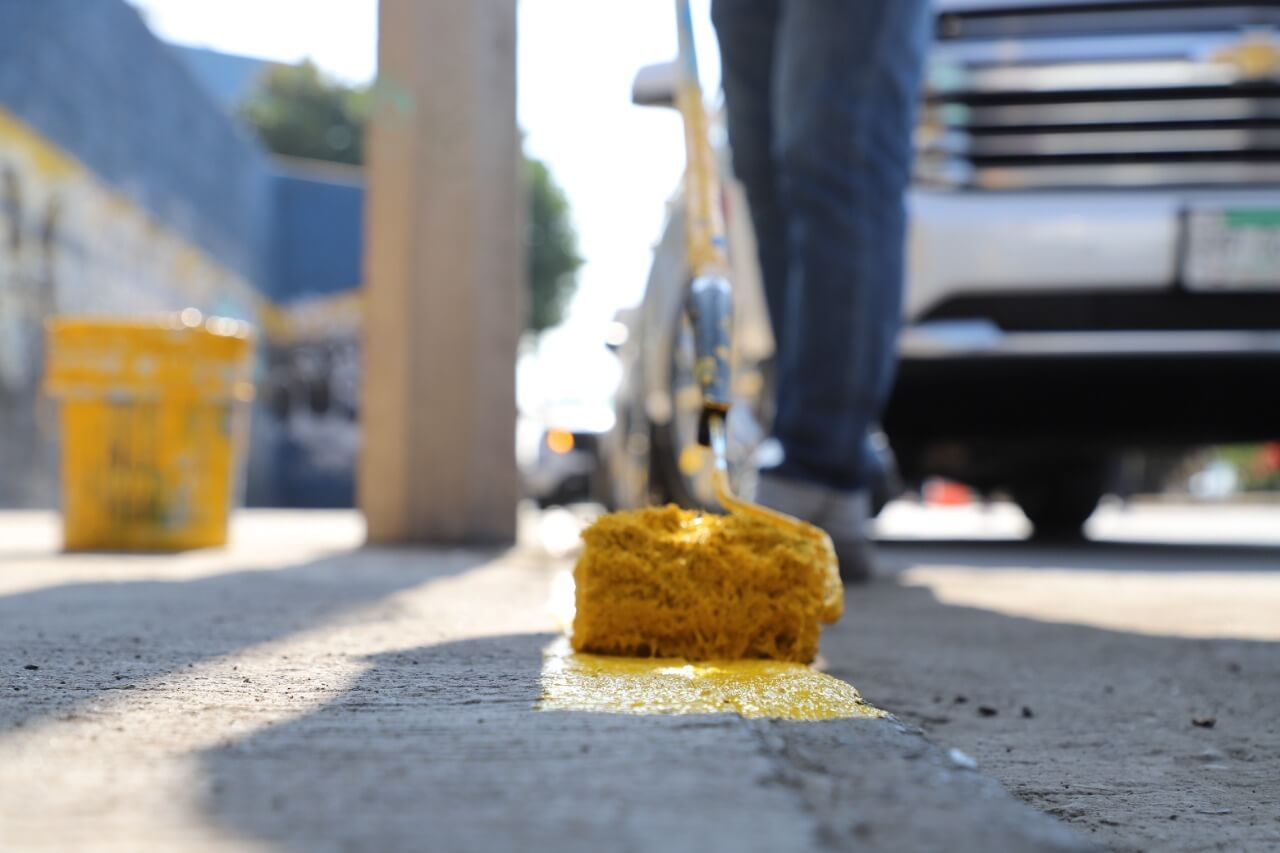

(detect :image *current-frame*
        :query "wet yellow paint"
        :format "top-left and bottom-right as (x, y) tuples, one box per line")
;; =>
(538, 638), (881, 721)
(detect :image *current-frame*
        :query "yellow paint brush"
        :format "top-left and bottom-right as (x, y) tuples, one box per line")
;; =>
(569, 0), (842, 664)
(673, 0), (839, 589)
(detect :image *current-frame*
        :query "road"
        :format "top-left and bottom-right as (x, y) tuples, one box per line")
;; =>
(1, 502), (1277, 852)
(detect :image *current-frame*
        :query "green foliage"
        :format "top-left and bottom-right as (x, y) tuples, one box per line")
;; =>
(238, 61), (581, 332)
(238, 61), (368, 165)
(525, 157), (583, 332)
(1214, 444), (1280, 491)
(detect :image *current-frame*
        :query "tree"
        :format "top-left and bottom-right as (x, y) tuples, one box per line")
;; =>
(238, 61), (367, 165)
(524, 157), (582, 333)
(239, 61), (580, 331)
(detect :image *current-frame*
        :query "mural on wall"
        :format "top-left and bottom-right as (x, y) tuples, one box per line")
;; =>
(0, 106), (261, 506)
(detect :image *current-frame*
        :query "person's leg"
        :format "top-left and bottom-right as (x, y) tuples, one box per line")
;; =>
(710, 0), (788, 356)
(770, 0), (931, 492)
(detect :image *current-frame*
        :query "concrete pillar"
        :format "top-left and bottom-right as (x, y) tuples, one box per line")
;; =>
(360, 0), (523, 545)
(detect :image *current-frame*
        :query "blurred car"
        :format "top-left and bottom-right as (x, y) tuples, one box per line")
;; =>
(518, 330), (622, 509)
(608, 0), (1280, 537)
(524, 416), (613, 508)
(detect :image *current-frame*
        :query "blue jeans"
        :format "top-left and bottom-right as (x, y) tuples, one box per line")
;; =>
(712, 0), (930, 492)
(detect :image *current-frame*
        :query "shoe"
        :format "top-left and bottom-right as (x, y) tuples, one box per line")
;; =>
(752, 472), (876, 584)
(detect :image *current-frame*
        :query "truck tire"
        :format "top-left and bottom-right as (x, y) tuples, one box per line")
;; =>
(1012, 464), (1109, 540)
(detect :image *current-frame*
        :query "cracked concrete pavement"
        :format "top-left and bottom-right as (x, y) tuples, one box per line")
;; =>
(2, 503), (1277, 851)
(0, 510), (1091, 852)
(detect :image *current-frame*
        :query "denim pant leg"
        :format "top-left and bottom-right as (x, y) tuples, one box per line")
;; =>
(770, 0), (930, 492)
(714, 0), (930, 493)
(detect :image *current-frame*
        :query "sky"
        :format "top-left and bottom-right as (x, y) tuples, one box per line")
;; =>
(128, 0), (721, 343)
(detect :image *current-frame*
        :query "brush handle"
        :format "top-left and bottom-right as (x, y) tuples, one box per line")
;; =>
(676, 0), (733, 443)
(674, 0), (729, 277)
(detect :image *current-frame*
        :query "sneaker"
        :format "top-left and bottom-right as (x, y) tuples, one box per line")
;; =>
(752, 472), (875, 584)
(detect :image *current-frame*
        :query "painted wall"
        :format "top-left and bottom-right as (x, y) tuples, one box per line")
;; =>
(0, 1), (372, 509)
(263, 291), (361, 509)
(0, 1), (273, 291)
(0, 0), (273, 507)
(272, 160), (364, 303)
(264, 162), (364, 508)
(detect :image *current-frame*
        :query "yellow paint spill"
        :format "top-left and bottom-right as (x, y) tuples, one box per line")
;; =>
(538, 637), (880, 721)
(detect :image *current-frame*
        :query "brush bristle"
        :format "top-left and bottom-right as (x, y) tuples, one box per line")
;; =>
(571, 505), (842, 663)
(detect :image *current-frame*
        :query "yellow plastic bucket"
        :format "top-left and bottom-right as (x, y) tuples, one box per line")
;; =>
(44, 313), (255, 551)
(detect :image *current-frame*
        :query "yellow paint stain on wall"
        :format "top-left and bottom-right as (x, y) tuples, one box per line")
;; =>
(0, 109), (80, 180)
(0, 104), (368, 351)
(538, 637), (880, 721)
(0, 105), (259, 322)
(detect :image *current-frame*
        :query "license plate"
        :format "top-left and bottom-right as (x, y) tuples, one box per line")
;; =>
(1183, 208), (1280, 291)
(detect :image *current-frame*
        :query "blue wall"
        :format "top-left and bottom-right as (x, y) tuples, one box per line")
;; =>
(272, 161), (364, 304)
(265, 163), (364, 508)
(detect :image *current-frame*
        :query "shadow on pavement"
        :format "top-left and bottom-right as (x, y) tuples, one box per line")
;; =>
(198, 633), (554, 852)
(877, 538), (1280, 574)
(194, 631), (1089, 853)
(823, 574), (1280, 851)
(185, 535), (1280, 852)
(0, 548), (494, 735)
(8, 532), (1275, 851)
(187, 560), (1274, 851)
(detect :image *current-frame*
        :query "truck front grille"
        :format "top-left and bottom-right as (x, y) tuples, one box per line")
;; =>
(921, 1), (1280, 188)
(937, 2), (1280, 41)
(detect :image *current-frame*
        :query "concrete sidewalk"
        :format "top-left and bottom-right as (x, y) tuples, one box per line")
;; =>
(0, 511), (1088, 852)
